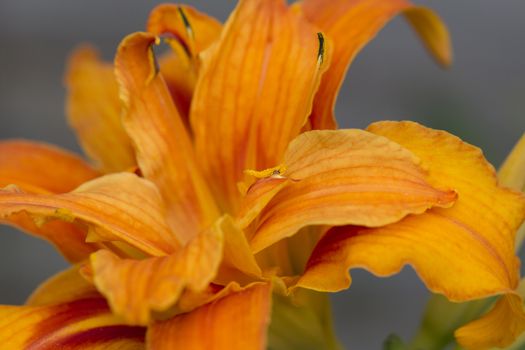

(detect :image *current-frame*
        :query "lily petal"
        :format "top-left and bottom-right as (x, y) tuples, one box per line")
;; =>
(191, 0), (331, 211)
(0, 140), (100, 262)
(455, 294), (525, 349)
(66, 46), (136, 173)
(147, 283), (271, 350)
(0, 140), (99, 194)
(249, 129), (457, 253)
(299, 0), (451, 129)
(0, 298), (145, 349)
(297, 122), (525, 301)
(499, 132), (525, 192)
(90, 220), (223, 325)
(115, 32), (218, 243)
(147, 4), (222, 121)
(0, 173), (179, 257)
(27, 264), (99, 306)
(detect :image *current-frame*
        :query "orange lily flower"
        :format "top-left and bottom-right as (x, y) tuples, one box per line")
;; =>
(0, 1), (524, 349)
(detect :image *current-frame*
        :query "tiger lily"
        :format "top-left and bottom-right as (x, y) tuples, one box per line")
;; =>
(0, 1), (524, 350)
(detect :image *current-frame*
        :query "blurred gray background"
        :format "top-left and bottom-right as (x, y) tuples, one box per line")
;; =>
(0, 1), (524, 349)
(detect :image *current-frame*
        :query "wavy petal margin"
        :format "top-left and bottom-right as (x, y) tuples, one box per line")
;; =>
(296, 122), (525, 303)
(147, 283), (271, 350)
(0, 140), (100, 261)
(249, 129), (456, 253)
(90, 220), (223, 325)
(0, 173), (179, 257)
(299, 0), (451, 129)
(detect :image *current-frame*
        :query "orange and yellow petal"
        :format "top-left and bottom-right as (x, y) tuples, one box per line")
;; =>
(115, 32), (219, 243)
(90, 221), (223, 325)
(299, 0), (451, 129)
(66, 46), (136, 173)
(190, 0), (330, 211)
(0, 298), (145, 349)
(27, 264), (99, 307)
(147, 283), (272, 350)
(0, 173), (179, 257)
(249, 129), (457, 253)
(499, 132), (525, 193)
(297, 122), (525, 302)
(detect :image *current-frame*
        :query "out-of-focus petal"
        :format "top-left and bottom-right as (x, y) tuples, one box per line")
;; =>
(299, 0), (451, 129)
(249, 129), (457, 253)
(147, 283), (271, 350)
(0, 140), (99, 194)
(191, 0), (330, 211)
(297, 122), (525, 301)
(0, 173), (179, 257)
(0, 298), (145, 349)
(499, 132), (525, 192)
(27, 264), (99, 306)
(148, 4), (222, 121)
(90, 221), (223, 325)
(66, 46), (136, 173)
(455, 294), (525, 349)
(115, 32), (218, 243)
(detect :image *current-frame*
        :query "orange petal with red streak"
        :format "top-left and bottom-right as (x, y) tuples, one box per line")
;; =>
(66, 46), (136, 173)
(190, 0), (331, 211)
(147, 283), (272, 350)
(0, 298), (145, 349)
(249, 129), (457, 253)
(299, 0), (451, 129)
(115, 32), (219, 243)
(297, 122), (524, 302)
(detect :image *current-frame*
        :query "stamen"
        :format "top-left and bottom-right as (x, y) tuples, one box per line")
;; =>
(177, 6), (195, 41)
(317, 32), (325, 64)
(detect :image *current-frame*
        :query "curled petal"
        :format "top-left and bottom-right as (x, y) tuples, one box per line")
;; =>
(66, 46), (136, 173)
(148, 4), (222, 121)
(297, 122), (525, 301)
(455, 294), (525, 349)
(191, 0), (331, 211)
(115, 32), (219, 243)
(91, 221), (223, 325)
(249, 129), (457, 253)
(0, 298), (145, 349)
(27, 264), (99, 306)
(147, 4), (222, 56)
(147, 283), (272, 350)
(0, 173), (179, 257)
(0, 140), (100, 262)
(299, 0), (451, 129)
